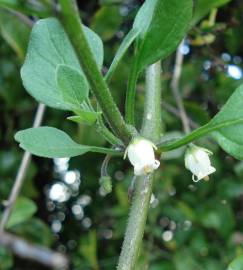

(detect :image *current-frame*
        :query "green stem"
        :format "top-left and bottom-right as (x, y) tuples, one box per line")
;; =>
(90, 146), (122, 156)
(86, 99), (121, 146)
(117, 175), (154, 270)
(117, 61), (162, 270)
(141, 61), (162, 142)
(96, 117), (123, 146)
(125, 61), (139, 125)
(58, 0), (132, 145)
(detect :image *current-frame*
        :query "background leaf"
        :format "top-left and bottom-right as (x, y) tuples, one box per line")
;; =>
(0, 9), (30, 61)
(227, 256), (243, 270)
(91, 5), (122, 41)
(0, 247), (13, 270)
(6, 197), (37, 229)
(78, 230), (99, 270)
(192, 0), (232, 26)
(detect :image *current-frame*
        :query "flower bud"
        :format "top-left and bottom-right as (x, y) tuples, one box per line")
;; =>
(125, 138), (160, 176)
(99, 175), (112, 195)
(185, 144), (216, 182)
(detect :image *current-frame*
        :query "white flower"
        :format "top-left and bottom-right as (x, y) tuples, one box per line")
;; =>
(125, 138), (160, 176)
(185, 145), (216, 182)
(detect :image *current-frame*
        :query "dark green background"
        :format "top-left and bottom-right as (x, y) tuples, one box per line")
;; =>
(1, 0), (243, 269)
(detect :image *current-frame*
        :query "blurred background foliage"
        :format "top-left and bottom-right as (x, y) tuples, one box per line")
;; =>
(0, 0), (243, 269)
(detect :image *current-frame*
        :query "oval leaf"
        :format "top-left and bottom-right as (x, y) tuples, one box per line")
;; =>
(192, 0), (231, 26)
(15, 127), (121, 158)
(21, 18), (103, 110)
(15, 126), (91, 158)
(56, 64), (89, 109)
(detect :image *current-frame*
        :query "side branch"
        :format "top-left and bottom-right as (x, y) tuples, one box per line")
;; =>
(58, 0), (132, 145)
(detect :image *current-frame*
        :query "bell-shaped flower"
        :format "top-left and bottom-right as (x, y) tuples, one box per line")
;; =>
(185, 144), (216, 182)
(125, 138), (160, 176)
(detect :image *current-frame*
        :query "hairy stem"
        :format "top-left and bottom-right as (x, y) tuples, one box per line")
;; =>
(117, 175), (153, 270)
(96, 118), (122, 146)
(142, 61), (162, 142)
(58, 0), (132, 145)
(117, 61), (162, 270)
(125, 61), (139, 125)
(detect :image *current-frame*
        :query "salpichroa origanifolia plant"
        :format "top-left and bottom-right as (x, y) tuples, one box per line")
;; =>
(14, 0), (243, 269)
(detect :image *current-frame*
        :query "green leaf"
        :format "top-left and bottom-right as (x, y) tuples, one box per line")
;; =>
(133, 0), (157, 38)
(211, 84), (243, 159)
(91, 5), (122, 41)
(133, 0), (193, 73)
(159, 84), (243, 159)
(84, 24), (104, 69)
(105, 28), (140, 82)
(192, 0), (231, 26)
(11, 218), (54, 246)
(21, 18), (103, 110)
(15, 127), (122, 158)
(0, 246), (13, 270)
(227, 256), (243, 270)
(56, 64), (89, 109)
(199, 199), (234, 237)
(67, 111), (101, 125)
(0, 9), (30, 61)
(0, 0), (50, 17)
(6, 197), (37, 229)
(79, 230), (99, 270)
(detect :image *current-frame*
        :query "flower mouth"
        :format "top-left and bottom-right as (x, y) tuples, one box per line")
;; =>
(185, 145), (216, 183)
(192, 166), (216, 182)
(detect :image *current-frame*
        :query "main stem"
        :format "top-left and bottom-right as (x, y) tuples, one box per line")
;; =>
(142, 61), (162, 142)
(58, 0), (132, 145)
(117, 61), (162, 270)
